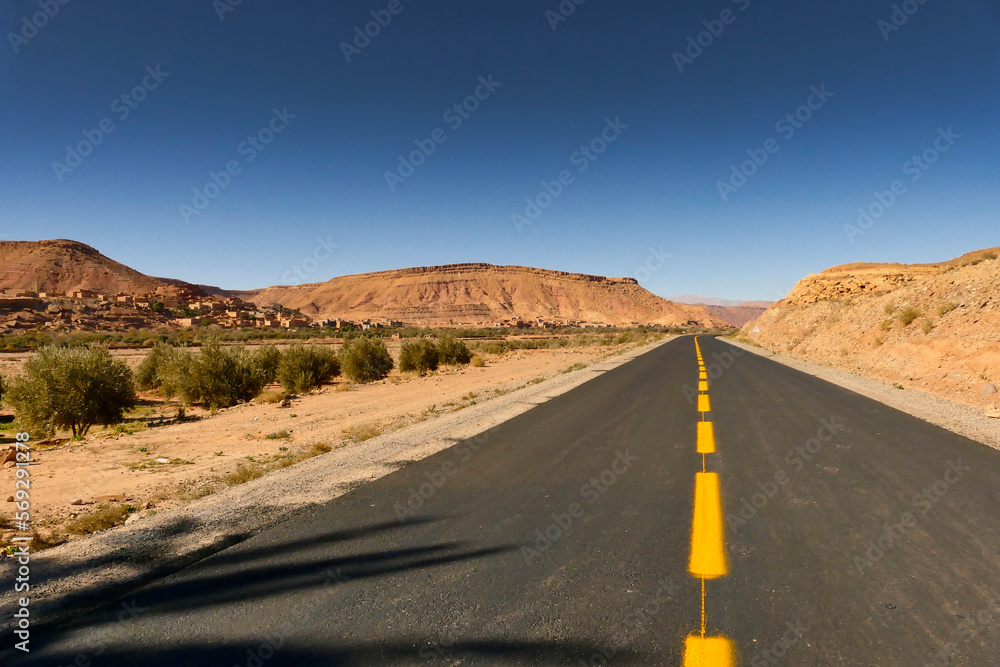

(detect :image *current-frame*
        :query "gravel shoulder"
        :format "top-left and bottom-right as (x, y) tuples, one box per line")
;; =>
(722, 337), (1000, 451)
(0, 336), (673, 633)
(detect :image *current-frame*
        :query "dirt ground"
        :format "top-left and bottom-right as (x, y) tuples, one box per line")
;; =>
(0, 341), (637, 547)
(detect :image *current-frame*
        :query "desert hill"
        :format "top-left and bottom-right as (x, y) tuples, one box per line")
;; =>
(742, 247), (1000, 411)
(0, 239), (213, 300)
(248, 263), (728, 327)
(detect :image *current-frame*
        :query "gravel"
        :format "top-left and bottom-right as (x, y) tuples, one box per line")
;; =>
(0, 337), (672, 633)
(723, 338), (1000, 451)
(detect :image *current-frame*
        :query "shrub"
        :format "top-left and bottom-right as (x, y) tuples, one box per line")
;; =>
(937, 302), (958, 316)
(253, 344), (283, 385)
(191, 342), (270, 409)
(984, 251), (998, 260)
(470, 355), (485, 367)
(898, 308), (921, 326)
(7, 345), (137, 437)
(436, 335), (472, 365)
(135, 342), (180, 391)
(339, 338), (393, 383)
(399, 339), (439, 374)
(922, 320), (935, 334)
(884, 304), (896, 315)
(277, 344), (339, 394)
(880, 319), (893, 332)
(145, 341), (268, 409)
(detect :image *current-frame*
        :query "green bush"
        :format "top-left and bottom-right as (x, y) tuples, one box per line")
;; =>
(399, 339), (439, 374)
(436, 335), (472, 365)
(7, 345), (137, 437)
(277, 344), (339, 394)
(186, 341), (268, 409)
(339, 338), (394, 383)
(253, 344), (283, 385)
(143, 341), (267, 409)
(135, 342), (179, 390)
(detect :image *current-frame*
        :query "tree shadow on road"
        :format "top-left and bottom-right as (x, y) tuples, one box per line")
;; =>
(3, 515), (533, 665)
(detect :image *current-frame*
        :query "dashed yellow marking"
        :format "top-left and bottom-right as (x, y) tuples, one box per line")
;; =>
(689, 472), (728, 578)
(697, 421), (716, 454)
(683, 635), (735, 666)
(698, 394), (711, 413)
(699, 371), (707, 380)
(698, 380), (708, 391)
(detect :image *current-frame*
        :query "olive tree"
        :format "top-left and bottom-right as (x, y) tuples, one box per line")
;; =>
(7, 346), (137, 437)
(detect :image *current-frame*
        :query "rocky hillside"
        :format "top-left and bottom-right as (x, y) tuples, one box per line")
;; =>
(249, 263), (727, 327)
(742, 248), (1000, 411)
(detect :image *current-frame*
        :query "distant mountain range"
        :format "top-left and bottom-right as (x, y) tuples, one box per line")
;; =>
(665, 295), (774, 327)
(0, 240), (729, 328)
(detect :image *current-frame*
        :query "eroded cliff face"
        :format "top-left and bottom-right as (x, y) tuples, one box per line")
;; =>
(742, 248), (1000, 410)
(248, 263), (726, 326)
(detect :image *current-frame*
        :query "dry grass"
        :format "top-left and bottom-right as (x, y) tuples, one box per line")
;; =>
(898, 307), (922, 326)
(265, 430), (292, 440)
(302, 442), (333, 458)
(937, 301), (958, 316)
(342, 423), (382, 442)
(225, 463), (265, 486)
(66, 504), (135, 535)
(258, 390), (286, 404)
(470, 355), (485, 367)
(922, 319), (935, 334)
(880, 319), (893, 332)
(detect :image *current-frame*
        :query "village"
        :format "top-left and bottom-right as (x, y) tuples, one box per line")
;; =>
(0, 288), (645, 334)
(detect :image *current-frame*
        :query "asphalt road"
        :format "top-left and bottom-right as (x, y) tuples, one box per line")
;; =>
(9, 336), (1000, 666)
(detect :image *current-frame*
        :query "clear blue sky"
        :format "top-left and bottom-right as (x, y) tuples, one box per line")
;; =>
(2, 0), (997, 301)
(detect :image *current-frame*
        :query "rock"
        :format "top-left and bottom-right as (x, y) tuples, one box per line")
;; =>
(70, 498), (84, 505)
(155, 457), (171, 464)
(982, 383), (998, 398)
(143, 501), (155, 510)
(6, 496), (14, 503)
(986, 409), (1000, 419)
(2, 461), (15, 469)
(278, 398), (291, 407)
(0, 447), (16, 465)
(46, 303), (62, 314)
(124, 513), (142, 525)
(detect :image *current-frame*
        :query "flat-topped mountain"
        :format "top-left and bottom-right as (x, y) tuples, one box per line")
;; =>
(247, 263), (727, 326)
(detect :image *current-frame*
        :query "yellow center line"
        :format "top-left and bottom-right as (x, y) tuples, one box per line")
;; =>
(684, 337), (734, 666)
